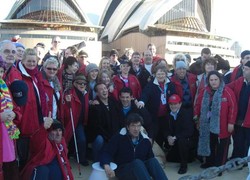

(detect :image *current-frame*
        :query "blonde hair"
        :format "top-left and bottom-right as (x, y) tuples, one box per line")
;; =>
(22, 48), (37, 61)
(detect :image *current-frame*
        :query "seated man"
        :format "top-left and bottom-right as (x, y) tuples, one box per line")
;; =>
(100, 113), (168, 180)
(164, 94), (196, 174)
(21, 118), (74, 180)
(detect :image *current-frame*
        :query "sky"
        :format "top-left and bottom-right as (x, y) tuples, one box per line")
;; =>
(0, 0), (249, 50)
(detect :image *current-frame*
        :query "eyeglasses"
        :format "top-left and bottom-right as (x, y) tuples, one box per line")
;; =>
(53, 41), (61, 43)
(3, 49), (16, 55)
(46, 67), (58, 71)
(75, 82), (86, 86)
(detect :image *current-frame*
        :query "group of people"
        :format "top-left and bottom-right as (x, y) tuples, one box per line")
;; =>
(0, 35), (250, 180)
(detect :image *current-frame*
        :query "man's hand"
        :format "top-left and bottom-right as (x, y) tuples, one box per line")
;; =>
(44, 111), (53, 129)
(104, 164), (115, 178)
(136, 101), (144, 109)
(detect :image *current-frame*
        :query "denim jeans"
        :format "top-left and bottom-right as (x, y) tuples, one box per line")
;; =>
(92, 135), (104, 162)
(75, 123), (87, 163)
(116, 158), (168, 180)
(31, 158), (62, 180)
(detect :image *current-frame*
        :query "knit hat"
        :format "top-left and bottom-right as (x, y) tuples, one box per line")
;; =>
(168, 94), (181, 104)
(9, 80), (28, 106)
(85, 63), (98, 75)
(175, 61), (187, 69)
(51, 120), (64, 132)
(15, 42), (25, 49)
(245, 61), (250, 68)
(241, 50), (250, 59)
(74, 73), (87, 83)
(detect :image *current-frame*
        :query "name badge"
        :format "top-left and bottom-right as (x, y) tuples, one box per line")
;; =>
(161, 94), (166, 105)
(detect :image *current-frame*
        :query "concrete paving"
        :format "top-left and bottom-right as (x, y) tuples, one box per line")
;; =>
(70, 158), (249, 180)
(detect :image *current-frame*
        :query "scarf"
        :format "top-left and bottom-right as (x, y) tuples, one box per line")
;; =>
(25, 66), (48, 116)
(42, 70), (61, 92)
(198, 82), (224, 156)
(0, 79), (20, 139)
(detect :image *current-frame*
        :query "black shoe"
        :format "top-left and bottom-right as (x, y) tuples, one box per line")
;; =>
(178, 166), (187, 174)
(80, 160), (89, 166)
(200, 163), (213, 169)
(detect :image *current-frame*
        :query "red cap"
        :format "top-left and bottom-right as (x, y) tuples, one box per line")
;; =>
(168, 94), (181, 104)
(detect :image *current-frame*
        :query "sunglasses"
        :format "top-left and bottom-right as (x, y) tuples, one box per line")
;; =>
(75, 82), (86, 86)
(46, 67), (58, 71)
(53, 41), (61, 43)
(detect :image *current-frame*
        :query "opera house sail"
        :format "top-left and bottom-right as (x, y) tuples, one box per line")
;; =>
(99, 0), (239, 66)
(0, 0), (103, 64)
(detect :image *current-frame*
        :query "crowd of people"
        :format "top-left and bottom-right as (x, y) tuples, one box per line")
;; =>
(0, 35), (250, 180)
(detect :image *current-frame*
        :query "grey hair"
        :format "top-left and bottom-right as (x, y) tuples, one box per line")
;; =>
(172, 53), (188, 69)
(43, 57), (59, 68)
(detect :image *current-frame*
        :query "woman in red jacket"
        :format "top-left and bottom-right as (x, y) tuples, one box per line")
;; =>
(194, 70), (237, 169)
(16, 48), (51, 170)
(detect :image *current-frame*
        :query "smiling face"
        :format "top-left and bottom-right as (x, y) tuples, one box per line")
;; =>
(44, 63), (58, 79)
(169, 102), (182, 113)
(155, 69), (166, 83)
(48, 128), (62, 143)
(205, 63), (215, 74)
(175, 68), (186, 79)
(100, 72), (110, 85)
(67, 62), (79, 74)
(22, 55), (38, 70)
(119, 92), (132, 108)
(101, 59), (110, 70)
(0, 42), (16, 66)
(73, 80), (86, 92)
(96, 83), (108, 100)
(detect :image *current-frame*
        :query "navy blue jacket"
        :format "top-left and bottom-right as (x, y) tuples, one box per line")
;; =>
(140, 77), (176, 120)
(100, 128), (154, 168)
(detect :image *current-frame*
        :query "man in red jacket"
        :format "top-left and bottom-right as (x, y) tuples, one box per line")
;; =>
(21, 119), (74, 180)
(228, 61), (250, 159)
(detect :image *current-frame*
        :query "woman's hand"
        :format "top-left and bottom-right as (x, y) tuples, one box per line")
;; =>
(0, 109), (15, 122)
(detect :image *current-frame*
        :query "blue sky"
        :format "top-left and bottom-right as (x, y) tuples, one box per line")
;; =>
(0, 0), (249, 50)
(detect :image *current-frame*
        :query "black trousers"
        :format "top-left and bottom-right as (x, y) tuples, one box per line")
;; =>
(206, 133), (230, 166)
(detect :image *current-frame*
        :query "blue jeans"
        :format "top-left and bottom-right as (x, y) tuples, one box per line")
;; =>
(92, 135), (104, 162)
(116, 158), (168, 180)
(75, 123), (87, 163)
(31, 158), (62, 180)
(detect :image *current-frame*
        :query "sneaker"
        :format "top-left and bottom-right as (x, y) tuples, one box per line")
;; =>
(178, 166), (187, 174)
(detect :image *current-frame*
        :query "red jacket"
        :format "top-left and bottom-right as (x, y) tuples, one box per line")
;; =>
(227, 77), (250, 127)
(42, 77), (63, 121)
(112, 74), (141, 100)
(62, 87), (89, 143)
(194, 86), (237, 138)
(171, 73), (197, 105)
(230, 65), (241, 82)
(3, 66), (22, 87)
(15, 64), (48, 137)
(21, 127), (73, 180)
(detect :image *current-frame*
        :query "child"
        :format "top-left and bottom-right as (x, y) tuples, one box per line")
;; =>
(0, 56), (20, 179)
